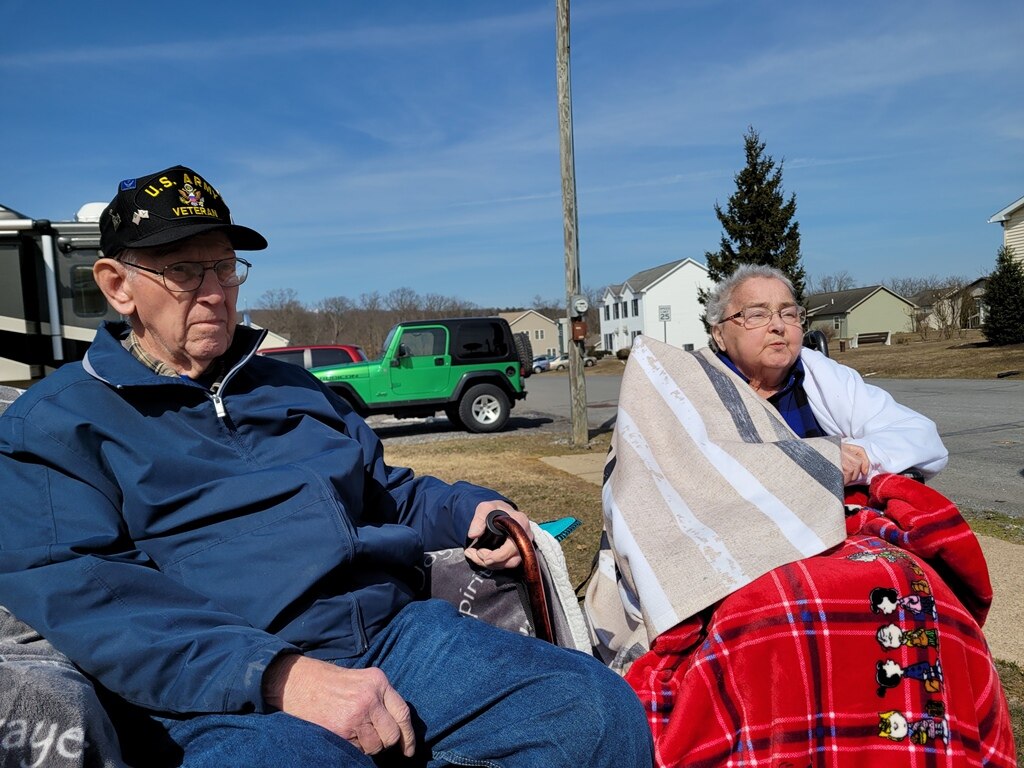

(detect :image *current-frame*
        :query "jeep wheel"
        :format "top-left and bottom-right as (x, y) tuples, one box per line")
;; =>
(443, 405), (464, 428)
(458, 384), (510, 433)
(513, 332), (533, 378)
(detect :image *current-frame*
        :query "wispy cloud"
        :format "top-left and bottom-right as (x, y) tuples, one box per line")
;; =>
(0, 9), (550, 68)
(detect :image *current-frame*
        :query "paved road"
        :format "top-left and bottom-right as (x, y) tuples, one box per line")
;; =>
(520, 372), (1024, 517)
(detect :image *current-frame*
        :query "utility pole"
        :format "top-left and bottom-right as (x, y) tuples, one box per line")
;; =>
(555, 0), (589, 448)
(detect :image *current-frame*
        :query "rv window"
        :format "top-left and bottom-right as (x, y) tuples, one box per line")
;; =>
(70, 265), (108, 317)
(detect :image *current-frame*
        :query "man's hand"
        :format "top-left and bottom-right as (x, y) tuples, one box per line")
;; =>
(840, 442), (871, 486)
(262, 655), (415, 757)
(464, 500), (532, 570)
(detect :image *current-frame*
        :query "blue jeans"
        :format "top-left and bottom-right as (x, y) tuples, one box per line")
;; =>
(154, 599), (652, 767)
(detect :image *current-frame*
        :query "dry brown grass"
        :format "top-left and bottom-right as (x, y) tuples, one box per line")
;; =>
(831, 330), (1024, 379)
(385, 432), (611, 588)
(994, 659), (1024, 763)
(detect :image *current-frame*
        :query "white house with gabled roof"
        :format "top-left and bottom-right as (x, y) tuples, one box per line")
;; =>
(988, 194), (1024, 264)
(599, 258), (713, 353)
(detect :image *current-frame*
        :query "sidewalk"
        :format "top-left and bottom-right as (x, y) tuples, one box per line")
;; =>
(541, 452), (1024, 667)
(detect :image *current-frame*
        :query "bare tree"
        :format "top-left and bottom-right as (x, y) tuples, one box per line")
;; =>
(354, 291), (391, 355)
(314, 295), (354, 344)
(530, 294), (560, 316)
(886, 275), (946, 300)
(930, 278), (968, 340)
(384, 287), (421, 317)
(422, 292), (477, 317)
(810, 271), (856, 294)
(254, 288), (315, 344)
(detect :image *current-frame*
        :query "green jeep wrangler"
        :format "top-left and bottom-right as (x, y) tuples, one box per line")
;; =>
(310, 317), (533, 433)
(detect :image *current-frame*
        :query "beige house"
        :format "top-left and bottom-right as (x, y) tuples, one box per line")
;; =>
(908, 278), (989, 335)
(988, 194), (1024, 264)
(804, 286), (916, 345)
(498, 310), (560, 359)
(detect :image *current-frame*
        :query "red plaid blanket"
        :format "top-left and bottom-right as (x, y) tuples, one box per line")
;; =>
(625, 474), (1017, 767)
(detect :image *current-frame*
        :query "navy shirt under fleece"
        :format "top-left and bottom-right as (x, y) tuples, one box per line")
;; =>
(716, 352), (825, 439)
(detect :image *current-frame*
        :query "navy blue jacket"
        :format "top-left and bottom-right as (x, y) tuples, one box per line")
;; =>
(0, 322), (506, 714)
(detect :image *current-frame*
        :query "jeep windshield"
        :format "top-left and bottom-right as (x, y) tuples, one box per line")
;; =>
(380, 326), (399, 359)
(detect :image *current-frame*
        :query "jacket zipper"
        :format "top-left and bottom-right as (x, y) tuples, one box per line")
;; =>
(205, 329), (268, 420)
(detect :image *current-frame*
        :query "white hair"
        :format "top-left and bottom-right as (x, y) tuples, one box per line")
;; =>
(706, 264), (798, 351)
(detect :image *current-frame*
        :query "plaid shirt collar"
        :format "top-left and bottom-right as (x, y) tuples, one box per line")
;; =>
(122, 330), (226, 390)
(122, 331), (180, 378)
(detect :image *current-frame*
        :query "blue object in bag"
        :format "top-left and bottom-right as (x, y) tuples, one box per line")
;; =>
(538, 517), (581, 542)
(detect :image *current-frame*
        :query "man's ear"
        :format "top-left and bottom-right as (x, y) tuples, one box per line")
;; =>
(93, 259), (136, 316)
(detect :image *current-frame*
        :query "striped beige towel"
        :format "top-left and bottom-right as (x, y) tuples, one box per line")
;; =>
(585, 337), (847, 672)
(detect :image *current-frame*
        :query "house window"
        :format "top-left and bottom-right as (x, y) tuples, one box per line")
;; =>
(613, 304), (620, 319)
(631, 330), (641, 341)
(632, 298), (639, 316)
(533, 329), (545, 340)
(833, 317), (841, 330)
(621, 301), (628, 318)
(604, 333), (613, 350)
(604, 306), (610, 321)
(683, 343), (694, 351)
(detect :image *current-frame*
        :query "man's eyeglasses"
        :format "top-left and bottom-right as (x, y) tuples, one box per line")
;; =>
(122, 258), (251, 292)
(720, 306), (806, 329)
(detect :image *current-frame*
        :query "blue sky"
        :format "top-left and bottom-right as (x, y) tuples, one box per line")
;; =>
(2, 0), (1021, 309)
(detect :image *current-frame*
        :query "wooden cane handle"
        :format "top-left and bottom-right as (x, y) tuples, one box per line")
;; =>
(492, 514), (554, 644)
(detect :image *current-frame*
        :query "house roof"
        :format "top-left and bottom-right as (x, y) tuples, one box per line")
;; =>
(908, 288), (951, 309)
(988, 194), (1024, 224)
(497, 309), (556, 326)
(605, 258), (707, 298)
(804, 285), (915, 316)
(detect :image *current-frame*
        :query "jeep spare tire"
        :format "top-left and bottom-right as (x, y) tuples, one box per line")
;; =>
(458, 384), (510, 433)
(513, 332), (533, 378)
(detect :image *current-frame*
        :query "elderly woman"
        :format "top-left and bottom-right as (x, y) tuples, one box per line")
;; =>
(707, 263), (948, 485)
(585, 263), (1015, 767)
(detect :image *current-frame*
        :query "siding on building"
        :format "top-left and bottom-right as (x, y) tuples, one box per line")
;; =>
(989, 195), (1024, 265)
(498, 310), (559, 358)
(598, 258), (713, 353)
(805, 285), (916, 341)
(1004, 209), (1024, 262)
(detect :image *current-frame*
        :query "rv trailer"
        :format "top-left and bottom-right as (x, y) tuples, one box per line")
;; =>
(0, 202), (118, 384)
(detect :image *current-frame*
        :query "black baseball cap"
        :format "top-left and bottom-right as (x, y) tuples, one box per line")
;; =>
(99, 164), (267, 259)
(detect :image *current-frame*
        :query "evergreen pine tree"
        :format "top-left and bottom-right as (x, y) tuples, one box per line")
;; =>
(982, 246), (1024, 345)
(700, 127), (806, 308)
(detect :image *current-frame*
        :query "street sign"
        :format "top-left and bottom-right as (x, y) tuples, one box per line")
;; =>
(658, 305), (671, 322)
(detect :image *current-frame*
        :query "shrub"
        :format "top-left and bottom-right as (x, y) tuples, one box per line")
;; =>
(616, 347), (631, 361)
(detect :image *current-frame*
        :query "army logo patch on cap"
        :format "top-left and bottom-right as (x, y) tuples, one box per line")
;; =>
(179, 183), (205, 208)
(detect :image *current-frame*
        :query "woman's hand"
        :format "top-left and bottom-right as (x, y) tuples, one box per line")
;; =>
(840, 442), (871, 486)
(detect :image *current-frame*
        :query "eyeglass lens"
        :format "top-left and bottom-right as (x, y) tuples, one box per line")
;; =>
(163, 259), (248, 290)
(742, 307), (805, 327)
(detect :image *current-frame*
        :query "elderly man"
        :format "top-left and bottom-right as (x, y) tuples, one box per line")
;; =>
(707, 263), (948, 484)
(0, 165), (652, 767)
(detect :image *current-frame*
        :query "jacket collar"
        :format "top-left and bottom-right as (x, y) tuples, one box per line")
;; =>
(83, 321), (267, 388)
